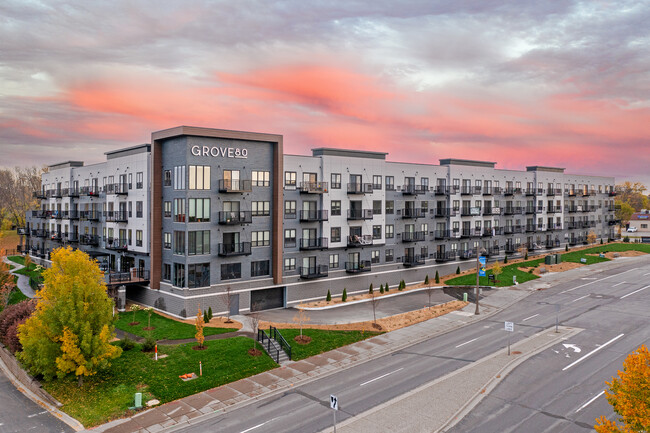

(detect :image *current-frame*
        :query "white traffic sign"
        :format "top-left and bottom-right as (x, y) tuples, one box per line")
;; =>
(505, 321), (514, 332)
(330, 394), (339, 411)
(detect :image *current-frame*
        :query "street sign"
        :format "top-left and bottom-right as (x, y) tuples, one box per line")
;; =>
(330, 394), (339, 411)
(479, 256), (486, 265)
(479, 266), (486, 277)
(505, 321), (514, 332)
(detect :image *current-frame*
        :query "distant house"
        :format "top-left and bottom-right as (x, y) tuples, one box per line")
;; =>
(627, 210), (650, 242)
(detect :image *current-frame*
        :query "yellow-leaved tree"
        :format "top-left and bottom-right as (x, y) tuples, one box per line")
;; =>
(18, 247), (121, 386)
(595, 345), (649, 432)
(195, 307), (205, 349)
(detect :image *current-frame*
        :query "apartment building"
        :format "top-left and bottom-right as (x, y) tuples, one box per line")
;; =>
(23, 126), (617, 318)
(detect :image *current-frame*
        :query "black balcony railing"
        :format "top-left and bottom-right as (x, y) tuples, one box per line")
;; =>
(402, 184), (427, 195)
(434, 229), (450, 239)
(526, 224), (537, 232)
(299, 265), (328, 279)
(80, 186), (101, 196)
(482, 187), (493, 196)
(401, 231), (425, 242)
(33, 191), (47, 199)
(546, 240), (561, 248)
(347, 209), (373, 220)
(347, 234), (373, 247)
(63, 188), (80, 197)
(114, 183), (129, 195)
(459, 250), (476, 260)
(80, 234), (100, 246)
(402, 208), (424, 218)
(505, 243), (522, 253)
(525, 188), (537, 196)
(218, 179), (252, 193)
(299, 181), (328, 194)
(218, 211), (252, 225)
(434, 208), (452, 218)
(434, 251), (456, 262)
(484, 246), (501, 257)
(218, 242), (252, 256)
(80, 210), (101, 221)
(460, 186), (481, 195)
(403, 255), (425, 267)
(105, 238), (128, 251)
(299, 210), (329, 222)
(66, 233), (79, 243)
(299, 237), (328, 250)
(347, 183), (373, 194)
(62, 210), (80, 220)
(434, 185), (449, 195)
(106, 269), (150, 285)
(105, 211), (128, 222)
(345, 260), (371, 273)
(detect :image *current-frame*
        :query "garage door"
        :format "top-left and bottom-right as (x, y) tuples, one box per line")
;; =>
(250, 287), (285, 311)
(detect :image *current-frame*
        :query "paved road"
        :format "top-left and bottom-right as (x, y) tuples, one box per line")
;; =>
(0, 369), (73, 433)
(166, 257), (650, 433)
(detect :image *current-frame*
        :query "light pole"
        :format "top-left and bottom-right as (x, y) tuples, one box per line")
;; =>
(475, 249), (480, 315)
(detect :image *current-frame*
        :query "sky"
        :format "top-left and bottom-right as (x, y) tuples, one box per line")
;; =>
(1, 0), (649, 184)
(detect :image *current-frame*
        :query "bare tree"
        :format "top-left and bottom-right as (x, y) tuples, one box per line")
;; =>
(224, 286), (234, 323)
(292, 304), (311, 342)
(0, 166), (44, 227)
(248, 302), (262, 349)
(425, 281), (435, 310)
(369, 290), (380, 329)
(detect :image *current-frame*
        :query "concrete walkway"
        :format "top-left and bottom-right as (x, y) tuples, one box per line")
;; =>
(3, 257), (36, 298)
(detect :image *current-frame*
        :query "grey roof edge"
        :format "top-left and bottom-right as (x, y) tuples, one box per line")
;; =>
(48, 161), (84, 170)
(151, 125), (282, 143)
(312, 148), (387, 160)
(526, 166), (566, 173)
(439, 158), (496, 168)
(104, 143), (151, 157)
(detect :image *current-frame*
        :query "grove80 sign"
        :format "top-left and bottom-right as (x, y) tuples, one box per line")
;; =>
(191, 145), (248, 159)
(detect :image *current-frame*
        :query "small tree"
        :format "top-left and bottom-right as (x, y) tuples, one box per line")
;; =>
(248, 303), (262, 351)
(292, 305), (311, 341)
(600, 238), (604, 245)
(369, 289), (380, 326)
(23, 253), (32, 270)
(203, 309), (210, 323)
(208, 306), (213, 321)
(380, 284), (384, 294)
(504, 255), (508, 264)
(587, 230), (597, 245)
(195, 307), (205, 349)
(0, 249), (16, 310)
(369, 283), (373, 295)
(224, 286), (234, 323)
(326, 290), (331, 302)
(385, 282), (389, 292)
(566, 244), (569, 252)
(424, 275), (429, 285)
(342, 288), (347, 302)
(491, 261), (503, 283)
(595, 345), (649, 432)
(130, 304), (140, 325)
(145, 307), (154, 329)
(435, 271), (440, 284)
(456, 266), (461, 274)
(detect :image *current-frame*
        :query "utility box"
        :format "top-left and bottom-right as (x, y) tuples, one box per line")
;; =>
(134, 392), (142, 409)
(555, 254), (562, 263)
(545, 255), (554, 265)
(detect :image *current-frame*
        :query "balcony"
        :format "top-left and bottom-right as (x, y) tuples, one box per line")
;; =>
(547, 206), (560, 214)
(546, 240), (561, 249)
(459, 250), (476, 260)
(50, 231), (62, 241)
(403, 255), (425, 267)
(566, 190), (576, 197)
(525, 188), (536, 196)
(608, 191), (617, 197)
(482, 228), (494, 237)
(80, 186), (101, 197)
(402, 184), (427, 195)
(31, 210), (50, 219)
(347, 183), (373, 194)
(402, 208), (424, 219)
(113, 183), (129, 195)
(345, 260), (371, 274)
(63, 188), (80, 198)
(525, 224), (537, 232)
(80, 210), (101, 221)
(434, 185), (449, 195)
(547, 224), (562, 231)
(460, 229), (476, 238)
(484, 246), (501, 257)
(434, 208), (452, 218)
(483, 188), (493, 196)
(300, 209), (329, 222)
(434, 251), (456, 263)
(106, 238), (128, 251)
(217, 242), (252, 256)
(105, 269), (150, 286)
(347, 234), (373, 247)
(299, 265), (328, 279)
(63, 210), (80, 220)
(434, 229), (450, 240)
(52, 189), (63, 198)
(299, 181), (328, 194)
(525, 207), (536, 215)
(66, 233), (79, 243)
(401, 231), (425, 242)
(218, 211), (252, 225)
(218, 179), (252, 193)
(33, 191), (47, 200)
(461, 207), (480, 217)
(505, 243), (521, 254)
(547, 189), (561, 196)
(52, 211), (63, 220)
(504, 206), (522, 215)
(347, 209), (373, 220)
(567, 207), (579, 213)
(299, 237), (328, 250)
(79, 234), (100, 246)
(461, 186), (481, 195)
(105, 211), (128, 223)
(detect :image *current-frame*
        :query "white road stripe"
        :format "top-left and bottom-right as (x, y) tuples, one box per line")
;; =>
(27, 411), (47, 418)
(562, 334), (625, 371)
(612, 281), (625, 287)
(455, 337), (479, 348)
(559, 269), (636, 294)
(620, 285), (650, 299)
(522, 314), (539, 322)
(643, 272), (650, 276)
(575, 390), (605, 412)
(569, 294), (590, 304)
(360, 368), (404, 387)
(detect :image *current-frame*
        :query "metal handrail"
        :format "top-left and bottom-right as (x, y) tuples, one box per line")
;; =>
(257, 329), (280, 364)
(270, 326), (292, 361)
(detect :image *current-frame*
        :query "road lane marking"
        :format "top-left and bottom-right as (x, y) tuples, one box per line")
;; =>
(360, 368), (404, 386)
(522, 314), (539, 322)
(612, 281), (625, 287)
(240, 422), (267, 433)
(562, 334), (625, 371)
(27, 411), (47, 418)
(455, 337), (479, 348)
(643, 272), (650, 276)
(575, 390), (605, 412)
(559, 269), (636, 294)
(569, 294), (590, 304)
(620, 285), (650, 299)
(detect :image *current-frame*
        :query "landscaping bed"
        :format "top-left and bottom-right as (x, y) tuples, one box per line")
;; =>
(275, 328), (381, 361)
(115, 310), (236, 340)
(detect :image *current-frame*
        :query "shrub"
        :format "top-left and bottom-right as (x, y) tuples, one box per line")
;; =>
(326, 290), (331, 302)
(600, 239), (604, 245)
(142, 335), (156, 352)
(6, 318), (27, 353)
(524, 252), (528, 260)
(565, 244), (569, 251)
(369, 283), (373, 294)
(528, 269), (534, 273)
(424, 275), (429, 285)
(342, 288), (347, 302)
(380, 285), (384, 294)
(623, 236), (630, 242)
(119, 336), (135, 351)
(435, 271), (440, 284)
(456, 266), (460, 274)
(504, 255), (508, 264)
(203, 310), (209, 323)
(0, 300), (35, 349)
(208, 307), (213, 320)
(385, 282), (389, 292)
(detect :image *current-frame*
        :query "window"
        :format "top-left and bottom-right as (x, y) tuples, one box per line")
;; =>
(371, 250), (380, 264)
(162, 263), (171, 281)
(642, 224), (648, 229)
(188, 230), (210, 255)
(331, 227), (341, 243)
(252, 170), (270, 187)
(329, 254), (339, 269)
(386, 200), (394, 214)
(385, 249), (394, 262)
(136, 201), (143, 218)
(331, 200), (341, 216)
(188, 165), (210, 190)
(136, 230), (143, 247)
(284, 258), (296, 271)
(164, 201), (172, 218)
(174, 166), (186, 190)
(385, 224), (394, 238)
(136, 172), (143, 189)
(331, 173), (341, 189)
(188, 198), (210, 222)
(173, 263), (185, 287)
(251, 260), (270, 277)
(285, 200), (296, 218)
(163, 232), (171, 249)
(421, 178), (429, 189)
(373, 200), (382, 215)
(221, 263), (241, 280)
(373, 225), (382, 239)
(187, 263), (210, 288)
(386, 176), (394, 190)
(373, 175), (382, 189)
(284, 229), (296, 247)
(164, 170), (172, 187)
(174, 198), (185, 222)
(285, 171), (296, 187)
(173, 231), (185, 255)
(252, 230), (270, 247)
(129, 201), (133, 217)
(252, 201), (270, 216)
(421, 201), (428, 213)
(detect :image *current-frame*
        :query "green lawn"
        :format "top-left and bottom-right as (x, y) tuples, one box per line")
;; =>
(114, 310), (235, 340)
(445, 258), (544, 287)
(278, 328), (381, 361)
(11, 258), (44, 288)
(44, 337), (277, 426)
(7, 255), (25, 266)
(8, 287), (28, 305)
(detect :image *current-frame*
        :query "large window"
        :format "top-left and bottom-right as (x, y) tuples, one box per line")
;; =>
(385, 224), (394, 239)
(163, 232), (171, 249)
(284, 229), (296, 247)
(173, 198), (185, 222)
(330, 254), (339, 269)
(188, 165), (210, 190)
(188, 198), (210, 222)
(136, 201), (143, 218)
(251, 260), (270, 277)
(385, 200), (394, 214)
(163, 170), (172, 187)
(136, 230), (143, 247)
(162, 263), (171, 281)
(174, 166), (186, 190)
(187, 263), (210, 288)
(173, 231), (185, 255)
(252, 201), (270, 216)
(163, 201), (171, 218)
(285, 171), (296, 187)
(188, 230), (210, 255)
(173, 263), (185, 287)
(331, 200), (341, 216)
(372, 250), (380, 264)
(252, 230), (270, 247)
(373, 225), (382, 239)
(221, 263), (241, 280)
(285, 200), (296, 218)
(331, 173), (341, 189)
(331, 227), (341, 243)
(373, 175), (382, 190)
(136, 172), (144, 189)
(373, 200), (382, 215)
(284, 258), (296, 271)
(252, 170), (270, 187)
(386, 176), (394, 190)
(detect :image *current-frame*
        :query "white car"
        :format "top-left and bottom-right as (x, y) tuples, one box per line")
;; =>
(627, 226), (638, 232)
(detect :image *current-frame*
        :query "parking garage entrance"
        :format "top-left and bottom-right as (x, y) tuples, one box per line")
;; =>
(250, 287), (285, 311)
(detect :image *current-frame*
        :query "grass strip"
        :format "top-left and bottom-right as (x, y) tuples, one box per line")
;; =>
(115, 310), (234, 340)
(278, 328), (380, 361)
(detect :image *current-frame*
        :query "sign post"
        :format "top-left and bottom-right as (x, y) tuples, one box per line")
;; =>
(505, 321), (514, 355)
(330, 395), (339, 432)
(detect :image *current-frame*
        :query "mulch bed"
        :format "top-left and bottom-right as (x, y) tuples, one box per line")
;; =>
(294, 335), (312, 345)
(248, 348), (263, 357)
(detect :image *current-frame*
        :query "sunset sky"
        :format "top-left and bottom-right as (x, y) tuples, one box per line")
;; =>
(1, 1), (649, 184)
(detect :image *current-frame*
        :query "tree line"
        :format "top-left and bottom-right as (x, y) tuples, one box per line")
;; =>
(0, 166), (44, 229)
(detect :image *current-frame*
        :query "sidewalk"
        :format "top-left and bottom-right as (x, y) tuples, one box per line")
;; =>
(3, 257), (36, 298)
